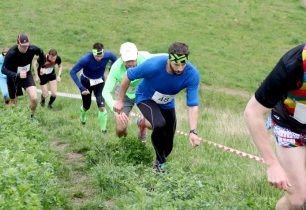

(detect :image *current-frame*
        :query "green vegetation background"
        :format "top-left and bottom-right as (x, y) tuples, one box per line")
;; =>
(0, 0), (305, 209)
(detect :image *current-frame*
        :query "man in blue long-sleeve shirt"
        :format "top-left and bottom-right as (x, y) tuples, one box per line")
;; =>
(70, 42), (116, 134)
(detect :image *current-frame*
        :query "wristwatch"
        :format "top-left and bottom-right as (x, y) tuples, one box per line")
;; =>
(189, 129), (198, 135)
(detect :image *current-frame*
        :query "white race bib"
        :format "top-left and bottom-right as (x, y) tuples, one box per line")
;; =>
(17, 64), (30, 73)
(44, 67), (54, 74)
(151, 91), (174, 104)
(89, 78), (103, 86)
(293, 101), (306, 124)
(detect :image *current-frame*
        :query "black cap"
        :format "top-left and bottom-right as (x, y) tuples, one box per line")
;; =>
(17, 33), (30, 45)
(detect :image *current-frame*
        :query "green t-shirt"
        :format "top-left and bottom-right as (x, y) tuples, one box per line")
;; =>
(103, 51), (164, 110)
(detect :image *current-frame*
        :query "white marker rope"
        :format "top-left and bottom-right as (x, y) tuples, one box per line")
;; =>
(40, 90), (265, 164)
(130, 110), (265, 164)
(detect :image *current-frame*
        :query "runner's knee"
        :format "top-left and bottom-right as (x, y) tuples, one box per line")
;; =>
(287, 193), (306, 209)
(154, 118), (166, 129)
(30, 95), (37, 103)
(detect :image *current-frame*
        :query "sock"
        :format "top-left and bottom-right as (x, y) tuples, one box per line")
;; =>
(80, 106), (87, 123)
(98, 110), (107, 131)
(40, 95), (46, 106)
(48, 96), (56, 105)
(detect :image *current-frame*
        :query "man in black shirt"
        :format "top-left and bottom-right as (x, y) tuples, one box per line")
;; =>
(244, 44), (306, 210)
(1, 33), (45, 120)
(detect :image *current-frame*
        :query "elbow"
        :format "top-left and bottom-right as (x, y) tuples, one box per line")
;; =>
(243, 104), (258, 125)
(243, 106), (251, 122)
(69, 70), (74, 77)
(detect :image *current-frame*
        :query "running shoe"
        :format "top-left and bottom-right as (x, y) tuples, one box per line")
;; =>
(40, 99), (45, 107)
(153, 160), (167, 173)
(30, 114), (38, 123)
(137, 118), (147, 141)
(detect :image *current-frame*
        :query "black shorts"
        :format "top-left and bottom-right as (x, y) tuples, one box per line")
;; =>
(7, 73), (36, 98)
(81, 75), (105, 108)
(39, 73), (56, 85)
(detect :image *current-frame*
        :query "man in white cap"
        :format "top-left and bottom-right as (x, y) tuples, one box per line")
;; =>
(103, 42), (165, 140)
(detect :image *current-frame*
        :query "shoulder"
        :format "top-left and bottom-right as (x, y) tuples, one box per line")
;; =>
(80, 52), (91, 61)
(186, 62), (200, 75)
(103, 51), (117, 58)
(110, 58), (124, 70)
(29, 45), (43, 51)
(56, 56), (62, 63)
(6, 46), (18, 56)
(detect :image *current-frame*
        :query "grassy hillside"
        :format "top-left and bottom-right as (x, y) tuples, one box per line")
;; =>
(1, 0), (305, 209)
(1, 1), (306, 91)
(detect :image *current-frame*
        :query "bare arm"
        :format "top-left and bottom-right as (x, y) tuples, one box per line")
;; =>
(244, 95), (277, 165)
(244, 95), (290, 190)
(57, 64), (63, 81)
(113, 73), (131, 113)
(188, 106), (198, 130)
(187, 106), (201, 147)
(34, 60), (40, 81)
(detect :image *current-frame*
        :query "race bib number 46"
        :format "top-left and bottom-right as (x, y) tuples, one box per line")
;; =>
(152, 91), (174, 104)
(17, 64), (30, 73)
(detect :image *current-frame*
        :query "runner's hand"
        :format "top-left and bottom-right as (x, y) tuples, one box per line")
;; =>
(267, 163), (291, 191)
(115, 112), (129, 127)
(81, 89), (90, 95)
(113, 100), (124, 113)
(189, 133), (201, 147)
(40, 68), (45, 75)
(57, 76), (61, 82)
(19, 70), (27, 79)
(35, 75), (40, 82)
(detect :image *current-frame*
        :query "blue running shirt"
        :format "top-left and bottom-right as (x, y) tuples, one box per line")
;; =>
(127, 55), (200, 109)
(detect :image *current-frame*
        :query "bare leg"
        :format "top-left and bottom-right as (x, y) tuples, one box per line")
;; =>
(115, 112), (129, 137)
(275, 145), (306, 210)
(40, 84), (48, 106)
(26, 86), (37, 114)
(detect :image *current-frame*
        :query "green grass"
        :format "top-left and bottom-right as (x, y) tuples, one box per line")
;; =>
(1, 0), (305, 209)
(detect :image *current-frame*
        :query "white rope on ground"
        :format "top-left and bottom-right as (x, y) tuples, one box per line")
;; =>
(40, 89), (265, 164)
(130, 111), (265, 164)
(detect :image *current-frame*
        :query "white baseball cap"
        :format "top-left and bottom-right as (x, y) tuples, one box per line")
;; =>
(120, 42), (138, 62)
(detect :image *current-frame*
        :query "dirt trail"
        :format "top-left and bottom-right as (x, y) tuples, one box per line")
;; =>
(51, 141), (93, 208)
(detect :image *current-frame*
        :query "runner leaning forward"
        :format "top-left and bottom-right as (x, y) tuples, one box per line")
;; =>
(114, 42), (201, 172)
(1, 33), (45, 120)
(35, 49), (63, 109)
(70, 42), (116, 134)
(103, 42), (166, 140)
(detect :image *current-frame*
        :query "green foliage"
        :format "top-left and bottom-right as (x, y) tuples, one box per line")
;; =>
(0, 0), (302, 209)
(0, 107), (67, 209)
(86, 136), (154, 167)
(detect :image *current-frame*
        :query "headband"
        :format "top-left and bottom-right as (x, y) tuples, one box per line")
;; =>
(169, 54), (188, 64)
(92, 49), (104, 56)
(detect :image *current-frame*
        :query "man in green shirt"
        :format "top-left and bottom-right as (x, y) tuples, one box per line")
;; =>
(102, 42), (163, 140)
